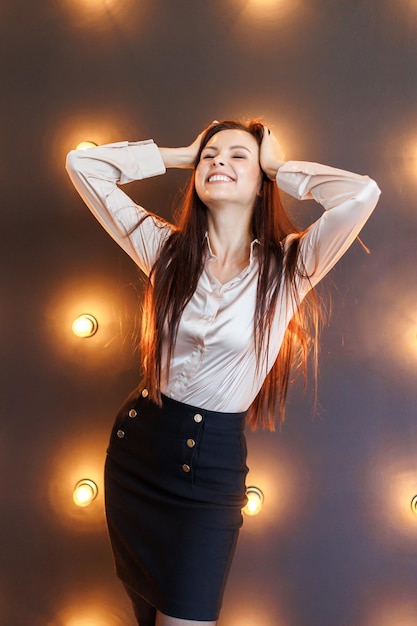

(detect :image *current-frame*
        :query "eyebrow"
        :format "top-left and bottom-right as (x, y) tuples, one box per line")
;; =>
(203, 144), (252, 153)
(230, 145), (252, 152)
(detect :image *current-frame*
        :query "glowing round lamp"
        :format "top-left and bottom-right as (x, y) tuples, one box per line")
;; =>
(411, 495), (417, 515)
(72, 314), (98, 338)
(243, 486), (264, 516)
(73, 479), (98, 507)
(76, 141), (98, 150)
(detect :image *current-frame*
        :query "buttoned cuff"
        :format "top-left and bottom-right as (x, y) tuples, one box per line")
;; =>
(97, 139), (166, 183)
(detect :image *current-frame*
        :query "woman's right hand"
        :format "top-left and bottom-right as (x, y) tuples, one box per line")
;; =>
(259, 126), (286, 180)
(159, 121), (218, 169)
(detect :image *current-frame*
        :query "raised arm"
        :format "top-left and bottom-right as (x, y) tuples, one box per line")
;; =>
(66, 140), (169, 274)
(66, 128), (211, 273)
(260, 128), (381, 288)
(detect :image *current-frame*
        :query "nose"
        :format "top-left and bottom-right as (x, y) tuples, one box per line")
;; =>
(211, 154), (225, 166)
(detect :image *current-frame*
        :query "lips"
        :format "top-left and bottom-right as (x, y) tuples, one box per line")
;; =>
(207, 174), (235, 183)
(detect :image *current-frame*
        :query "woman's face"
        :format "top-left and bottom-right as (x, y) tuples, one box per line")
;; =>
(194, 129), (263, 213)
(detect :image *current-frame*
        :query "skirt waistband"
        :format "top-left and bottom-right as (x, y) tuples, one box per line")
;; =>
(159, 393), (247, 432)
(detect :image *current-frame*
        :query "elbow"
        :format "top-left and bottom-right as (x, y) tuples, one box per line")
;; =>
(364, 177), (382, 212)
(65, 149), (82, 176)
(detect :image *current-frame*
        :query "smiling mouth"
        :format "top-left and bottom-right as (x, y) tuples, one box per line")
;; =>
(207, 174), (234, 183)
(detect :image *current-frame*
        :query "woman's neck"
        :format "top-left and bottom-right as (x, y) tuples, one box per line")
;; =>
(207, 212), (252, 257)
(206, 215), (253, 284)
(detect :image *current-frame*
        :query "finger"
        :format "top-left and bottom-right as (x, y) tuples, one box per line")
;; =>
(199, 120), (219, 135)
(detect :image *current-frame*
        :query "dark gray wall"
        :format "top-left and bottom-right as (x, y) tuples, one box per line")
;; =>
(1, 1), (417, 625)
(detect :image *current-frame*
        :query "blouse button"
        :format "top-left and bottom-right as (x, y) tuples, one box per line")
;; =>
(117, 430), (125, 439)
(141, 388), (149, 398)
(128, 409), (137, 418)
(186, 438), (196, 448)
(182, 464), (191, 473)
(193, 413), (203, 423)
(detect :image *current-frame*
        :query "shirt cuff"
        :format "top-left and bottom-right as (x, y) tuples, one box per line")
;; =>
(96, 139), (166, 183)
(276, 160), (366, 201)
(127, 140), (166, 179)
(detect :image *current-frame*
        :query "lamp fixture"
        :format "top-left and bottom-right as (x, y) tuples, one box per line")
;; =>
(76, 141), (98, 150)
(72, 314), (98, 338)
(411, 495), (417, 515)
(243, 485), (264, 516)
(73, 479), (98, 507)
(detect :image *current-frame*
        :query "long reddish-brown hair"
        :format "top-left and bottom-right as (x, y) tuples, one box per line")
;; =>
(139, 120), (324, 430)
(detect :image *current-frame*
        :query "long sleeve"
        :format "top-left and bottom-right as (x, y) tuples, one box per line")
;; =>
(66, 140), (170, 275)
(277, 161), (381, 288)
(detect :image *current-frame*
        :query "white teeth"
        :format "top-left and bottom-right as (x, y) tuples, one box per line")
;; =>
(208, 174), (233, 183)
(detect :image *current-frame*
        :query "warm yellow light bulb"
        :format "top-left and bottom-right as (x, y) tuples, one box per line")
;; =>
(73, 479), (98, 507)
(411, 495), (417, 515)
(75, 141), (98, 150)
(72, 314), (98, 338)
(243, 486), (264, 516)
(253, 0), (279, 5)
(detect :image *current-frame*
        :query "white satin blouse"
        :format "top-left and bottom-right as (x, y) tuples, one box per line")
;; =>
(66, 140), (380, 412)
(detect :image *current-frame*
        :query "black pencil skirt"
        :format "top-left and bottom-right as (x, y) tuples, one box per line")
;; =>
(104, 388), (248, 621)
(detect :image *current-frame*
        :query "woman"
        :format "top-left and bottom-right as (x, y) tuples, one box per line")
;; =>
(66, 120), (380, 626)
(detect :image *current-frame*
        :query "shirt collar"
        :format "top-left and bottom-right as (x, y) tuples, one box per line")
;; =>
(204, 232), (261, 265)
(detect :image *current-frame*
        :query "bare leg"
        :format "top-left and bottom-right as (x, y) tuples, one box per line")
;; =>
(155, 611), (216, 626)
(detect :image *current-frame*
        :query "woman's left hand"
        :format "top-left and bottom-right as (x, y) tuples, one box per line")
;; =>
(159, 120), (219, 169)
(259, 127), (286, 180)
